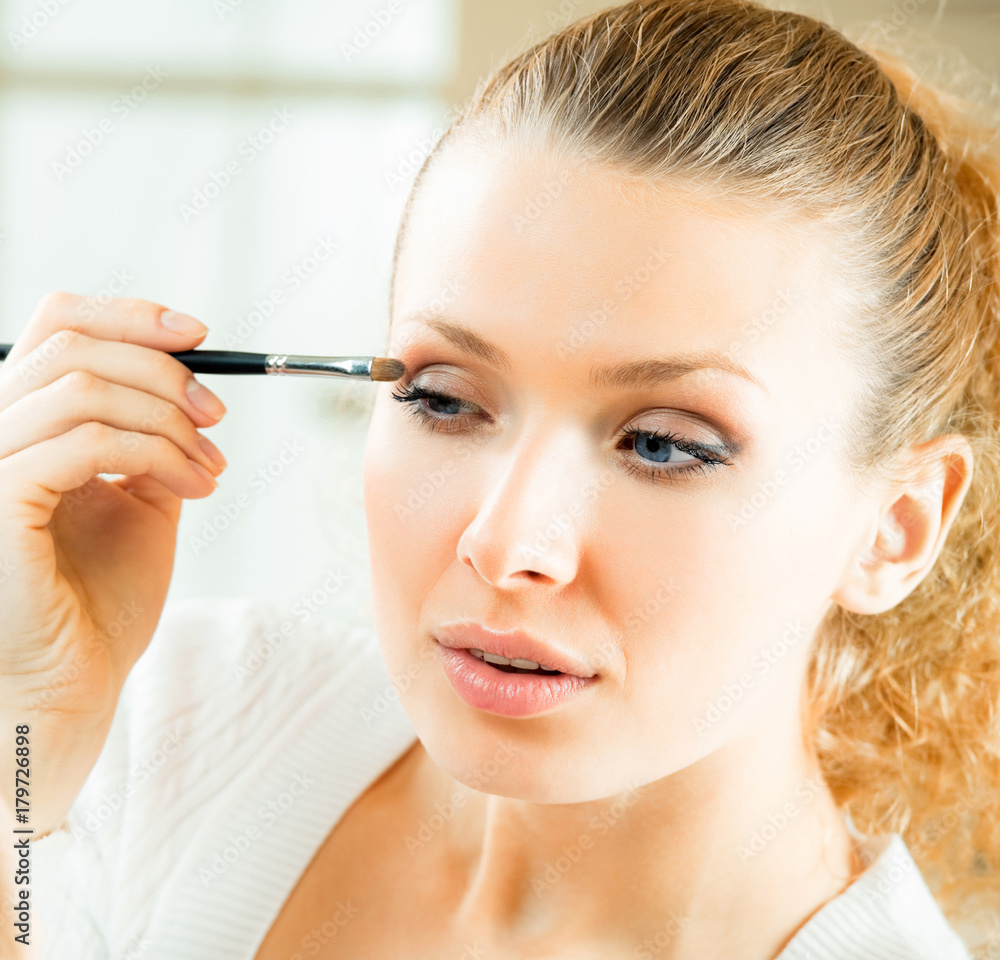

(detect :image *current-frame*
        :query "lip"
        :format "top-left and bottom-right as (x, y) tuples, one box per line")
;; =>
(434, 644), (597, 718)
(434, 623), (596, 678)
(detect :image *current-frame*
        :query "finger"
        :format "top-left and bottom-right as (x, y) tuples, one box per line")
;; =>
(2, 291), (208, 368)
(0, 422), (218, 530)
(0, 371), (226, 477)
(0, 330), (227, 429)
(108, 474), (183, 527)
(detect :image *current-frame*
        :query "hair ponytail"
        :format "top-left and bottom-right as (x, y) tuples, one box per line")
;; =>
(806, 40), (1000, 942)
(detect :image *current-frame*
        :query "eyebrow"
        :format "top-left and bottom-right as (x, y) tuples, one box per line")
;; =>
(413, 316), (768, 394)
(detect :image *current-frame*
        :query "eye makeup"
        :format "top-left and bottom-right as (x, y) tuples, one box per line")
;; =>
(389, 377), (737, 486)
(389, 324), (757, 456)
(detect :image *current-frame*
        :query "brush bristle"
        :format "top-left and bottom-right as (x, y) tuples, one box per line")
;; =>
(370, 357), (405, 381)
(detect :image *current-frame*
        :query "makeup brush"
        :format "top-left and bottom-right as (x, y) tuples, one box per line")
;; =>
(0, 344), (406, 382)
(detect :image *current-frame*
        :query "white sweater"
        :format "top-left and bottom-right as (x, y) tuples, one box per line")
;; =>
(29, 596), (974, 960)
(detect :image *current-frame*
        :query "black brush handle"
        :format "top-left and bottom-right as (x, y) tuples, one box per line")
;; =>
(163, 349), (270, 374)
(0, 343), (270, 375)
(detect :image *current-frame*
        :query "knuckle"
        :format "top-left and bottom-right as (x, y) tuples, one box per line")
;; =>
(136, 396), (182, 433)
(97, 295), (166, 328)
(75, 420), (110, 444)
(149, 348), (180, 382)
(58, 369), (99, 395)
(116, 296), (161, 316)
(40, 328), (82, 354)
(151, 432), (177, 460)
(36, 290), (76, 315)
(167, 401), (192, 435)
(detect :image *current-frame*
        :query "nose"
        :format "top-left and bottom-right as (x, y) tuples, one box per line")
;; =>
(456, 424), (590, 588)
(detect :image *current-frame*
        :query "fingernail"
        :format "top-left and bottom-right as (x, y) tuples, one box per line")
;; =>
(186, 377), (227, 419)
(188, 459), (218, 487)
(198, 434), (227, 471)
(160, 309), (207, 336)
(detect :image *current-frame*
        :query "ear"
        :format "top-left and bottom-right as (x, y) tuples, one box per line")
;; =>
(832, 434), (975, 615)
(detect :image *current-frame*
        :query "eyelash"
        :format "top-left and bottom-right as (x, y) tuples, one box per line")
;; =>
(389, 382), (733, 484)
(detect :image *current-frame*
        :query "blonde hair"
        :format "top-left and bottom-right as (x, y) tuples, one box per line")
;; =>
(390, 0), (1000, 940)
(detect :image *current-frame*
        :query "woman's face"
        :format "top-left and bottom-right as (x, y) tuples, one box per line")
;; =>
(363, 137), (870, 803)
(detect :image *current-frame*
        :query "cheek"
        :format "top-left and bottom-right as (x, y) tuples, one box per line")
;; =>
(362, 400), (464, 650)
(594, 483), (820, 753)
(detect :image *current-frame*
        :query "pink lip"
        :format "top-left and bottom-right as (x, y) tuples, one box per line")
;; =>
(434, 623), (596, 678)
(433, 623), (598, 718)
(435, 645), (596, 717)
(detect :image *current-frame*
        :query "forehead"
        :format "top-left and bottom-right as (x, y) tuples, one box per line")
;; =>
(391, 137), (853, 407)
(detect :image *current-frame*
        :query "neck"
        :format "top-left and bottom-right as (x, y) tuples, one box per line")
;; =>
(398, 703), (864, 959)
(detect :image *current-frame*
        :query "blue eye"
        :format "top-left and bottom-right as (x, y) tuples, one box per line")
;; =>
(617, 426), (729, 482)
(389, 382), (732, 484)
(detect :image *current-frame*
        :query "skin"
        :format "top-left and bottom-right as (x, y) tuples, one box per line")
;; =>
(361, 136), (974, 959)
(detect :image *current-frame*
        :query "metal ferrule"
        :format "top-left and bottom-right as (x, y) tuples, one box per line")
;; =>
(264, 354), (373, 378)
